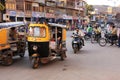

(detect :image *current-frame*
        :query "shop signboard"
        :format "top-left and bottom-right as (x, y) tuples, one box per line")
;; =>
(62, 15), (72, 19)
(32, 12), (45, 17)
(34, 0), (45, 4)
(9, 11), (16, 16)
(17, 12), (25, 17)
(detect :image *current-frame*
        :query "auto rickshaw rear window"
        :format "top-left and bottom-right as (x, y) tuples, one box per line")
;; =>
(28, 26), (46, 37)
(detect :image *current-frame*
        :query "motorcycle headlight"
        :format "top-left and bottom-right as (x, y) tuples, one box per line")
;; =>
(33, 45), (38, 51)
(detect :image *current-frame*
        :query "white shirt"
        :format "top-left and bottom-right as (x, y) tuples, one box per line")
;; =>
(74, 30), (85, 37)
(117, 28), (120, 37)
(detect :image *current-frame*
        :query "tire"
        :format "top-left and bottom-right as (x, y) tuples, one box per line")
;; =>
(114, 40), (118, 46)
(99, 38), (107, 47)
(91, 35), (95, 43)
(4, 55), (13, 66)
(73, 44), (78, 53)
(31, 58), (39, 69)
(74, 48), (77, 53)
(60, 52), (66, 61)
(19, 43), (26, 57)
(84, 35), (89, 41)
(19, 52), (25, 58)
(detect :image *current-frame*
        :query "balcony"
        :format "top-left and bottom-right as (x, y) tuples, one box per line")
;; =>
(66, 0), (75, 9)
(56, 1), (66, 8)
(45, 0), (56, 2)
(45, 1), (56, 7)
(34, 0), (45, 4)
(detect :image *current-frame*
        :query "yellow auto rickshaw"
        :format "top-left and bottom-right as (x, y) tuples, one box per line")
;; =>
(27, 22), (67, 69)
(0, 22), (27, 65)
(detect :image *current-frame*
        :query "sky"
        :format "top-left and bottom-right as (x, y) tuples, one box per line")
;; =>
(86, 0), (120, 7)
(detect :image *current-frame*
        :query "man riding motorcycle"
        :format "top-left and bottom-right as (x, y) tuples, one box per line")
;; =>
(109, 23), (117, 46)
(73, 28), (85, 46)
(93, 24), (101, 41)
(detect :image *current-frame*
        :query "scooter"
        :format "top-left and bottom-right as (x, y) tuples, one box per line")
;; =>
(72, 33), (82, 53)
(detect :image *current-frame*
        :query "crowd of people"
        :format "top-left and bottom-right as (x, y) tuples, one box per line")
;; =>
(72, 13), (120, 48)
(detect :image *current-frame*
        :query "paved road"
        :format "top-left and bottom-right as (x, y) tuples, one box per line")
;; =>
(0, 31), (120, 80)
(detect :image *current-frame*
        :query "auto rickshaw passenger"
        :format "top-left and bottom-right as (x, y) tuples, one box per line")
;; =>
(9, 27), (18, 40)
(52, 30), (62, 48)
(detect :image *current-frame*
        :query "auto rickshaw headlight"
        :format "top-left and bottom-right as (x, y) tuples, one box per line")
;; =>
(33, 45), (38, 51)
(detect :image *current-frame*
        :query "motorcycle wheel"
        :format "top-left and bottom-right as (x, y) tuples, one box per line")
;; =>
(31, 58), (39, 69)
(74, 48), (77, 53)
(91, 35), (96, 43)
(99, 38), (107, 47)
(3, 56), (13, 66)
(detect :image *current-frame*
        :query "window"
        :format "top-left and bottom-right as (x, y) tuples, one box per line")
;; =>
(33, 7), (39, 12)
(16, 2), (24, 11)
(25, 2), (32, 11)
(28, 27), (46, 37)
(6, 3), (15, 10)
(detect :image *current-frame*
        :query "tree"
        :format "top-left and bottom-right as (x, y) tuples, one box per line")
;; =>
(86, 4), (94, 15)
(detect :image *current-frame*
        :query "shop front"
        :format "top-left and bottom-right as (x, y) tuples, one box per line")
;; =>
(6, 10), (16, 22)
(45, 13), (55, 23)
(16, 11), (25, 21)
(32, 12), (45, 22)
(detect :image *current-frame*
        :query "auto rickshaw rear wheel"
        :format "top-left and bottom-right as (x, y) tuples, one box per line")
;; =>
(60, 52), (66, 61)
(19, 42), (26, 57)
(19, 53), (25, 57)
(3, 51), (13, 66)
(31, 58), (39, 69)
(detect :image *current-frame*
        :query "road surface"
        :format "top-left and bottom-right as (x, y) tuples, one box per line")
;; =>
(0, 31), (120, 80)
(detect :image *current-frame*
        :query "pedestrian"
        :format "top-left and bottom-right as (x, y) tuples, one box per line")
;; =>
(114, 13), (120, 47)
(117, 27), (120, 47)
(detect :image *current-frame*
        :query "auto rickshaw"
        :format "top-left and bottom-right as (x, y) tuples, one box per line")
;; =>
(0, 22), (26, 65)
(27, 22), (67, 69)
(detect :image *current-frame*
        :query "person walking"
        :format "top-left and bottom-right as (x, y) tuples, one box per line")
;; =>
(117, 27), (120, 47)
(114, 13), (120, 47)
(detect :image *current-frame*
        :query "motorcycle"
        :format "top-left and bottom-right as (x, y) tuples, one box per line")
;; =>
(72, 33), (82, 53)
(99, 33), (118, 47)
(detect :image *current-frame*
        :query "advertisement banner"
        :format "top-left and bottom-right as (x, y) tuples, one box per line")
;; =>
(45, 13), (55, 18)
(32, 12), (45, 17)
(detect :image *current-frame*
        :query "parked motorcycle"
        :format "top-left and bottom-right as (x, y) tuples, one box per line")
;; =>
(72, 33), (82, 53)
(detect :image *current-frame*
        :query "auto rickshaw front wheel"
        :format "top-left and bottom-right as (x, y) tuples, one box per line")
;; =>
(3, 51), (13, 66)
(31, 57), (39, 69)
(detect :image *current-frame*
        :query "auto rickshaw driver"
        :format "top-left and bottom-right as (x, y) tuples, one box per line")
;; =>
(53, 29), (62, 46)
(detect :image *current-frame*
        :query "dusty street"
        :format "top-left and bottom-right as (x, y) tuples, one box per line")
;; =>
(0, 31), (120, 80)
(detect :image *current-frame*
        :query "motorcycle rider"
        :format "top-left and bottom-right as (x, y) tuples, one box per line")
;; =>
(109, 22), (117, 46)
(73, 28), (85, 46)
(93, 23), (101, 40)
(86, 24), (93, 38)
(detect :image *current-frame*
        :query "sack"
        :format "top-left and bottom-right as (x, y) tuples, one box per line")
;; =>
(49, 41), (56, 49)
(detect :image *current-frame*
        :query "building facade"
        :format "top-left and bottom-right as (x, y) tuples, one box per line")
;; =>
(0, 0), (86, 24)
